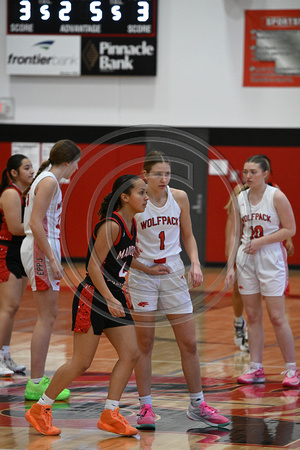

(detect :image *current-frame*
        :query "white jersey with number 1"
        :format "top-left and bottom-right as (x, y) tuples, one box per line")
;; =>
(135, 186), (181, 261)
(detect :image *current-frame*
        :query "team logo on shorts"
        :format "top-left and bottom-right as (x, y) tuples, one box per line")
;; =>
(138, 301), (149, 307)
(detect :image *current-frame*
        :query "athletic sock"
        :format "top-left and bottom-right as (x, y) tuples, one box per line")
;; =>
(38, 393), (55, 406)
(31, 377), (44, 384)
(105, 399), (119, 411)
(234, 315), (244, 325)
(286, 362), (297, 371)
(251, 362), (263, 370)
(189, 391), (204, 407)
(139, 395), (152, 407)
(2, 346), (10, 355)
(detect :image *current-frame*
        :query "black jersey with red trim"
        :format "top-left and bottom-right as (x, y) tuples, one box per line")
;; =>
(0, 185), (25, 245)
(85, 211), (137, 288)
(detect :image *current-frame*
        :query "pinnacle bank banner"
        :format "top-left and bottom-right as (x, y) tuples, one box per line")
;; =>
(244, 10), (300, 87)
(81, 37), (156, 75)
(6, 35), (156, 76)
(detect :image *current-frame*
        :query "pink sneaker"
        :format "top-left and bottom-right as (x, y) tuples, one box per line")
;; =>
(136, 404), (155, 430)
(187, 401), (230, 428)
(237, 363), (265, 384)
(282, 368), (300, 387)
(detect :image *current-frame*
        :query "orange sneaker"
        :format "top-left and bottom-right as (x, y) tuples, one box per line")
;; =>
(97, 407), (138, 436)
(25, 403), (61, 436)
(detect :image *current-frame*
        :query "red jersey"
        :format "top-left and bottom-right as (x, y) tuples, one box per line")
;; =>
(0, 184), (25, 245)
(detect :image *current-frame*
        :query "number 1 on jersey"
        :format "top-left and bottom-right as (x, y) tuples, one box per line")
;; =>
(159, 231), (165, 250)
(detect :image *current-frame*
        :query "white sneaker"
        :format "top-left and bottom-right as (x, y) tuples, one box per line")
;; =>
(4, 353), (26, 372)
(0, 358), (14, 376)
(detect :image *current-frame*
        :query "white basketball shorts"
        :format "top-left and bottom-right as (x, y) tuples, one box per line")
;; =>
(128, 254), (193, 314)
(236, 242), (288, 297)
(21, 235), (61, 291)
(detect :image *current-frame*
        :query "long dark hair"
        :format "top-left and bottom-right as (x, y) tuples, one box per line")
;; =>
(0, 154), (28, 194)
(23, 139), (81, 196)
(98, 174), (140, 220)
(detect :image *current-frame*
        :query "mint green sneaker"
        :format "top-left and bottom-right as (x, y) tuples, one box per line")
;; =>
(25, 376), (70, 401)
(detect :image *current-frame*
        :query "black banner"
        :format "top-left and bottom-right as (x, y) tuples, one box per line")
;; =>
(81, 37), (156, 76)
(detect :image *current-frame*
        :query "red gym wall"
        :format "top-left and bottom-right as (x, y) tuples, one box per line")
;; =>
(206, 146), (300, 266)
(1, 141), (299, 265)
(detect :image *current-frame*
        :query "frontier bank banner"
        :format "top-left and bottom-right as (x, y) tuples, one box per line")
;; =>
(6, 35), (156, 76)
(6, 35), (81, 76)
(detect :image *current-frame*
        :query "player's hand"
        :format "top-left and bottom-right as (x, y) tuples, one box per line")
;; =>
(134, 243), (143, 259)
(107, 298), (125, 317)
(225, 267), (235, 290)
(50, 258), (64, 280)
(188, 263), (203, 288)
(243, 239), (262, 255)
(148, 264), (170, 275)
(285, 239), (295, 257)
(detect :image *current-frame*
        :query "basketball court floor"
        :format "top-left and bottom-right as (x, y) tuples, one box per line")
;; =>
(1, 265), (300, 449)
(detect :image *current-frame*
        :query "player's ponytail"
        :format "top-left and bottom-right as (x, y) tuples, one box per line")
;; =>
(98, 174), (140, 219)
(23, 139), (81, 197)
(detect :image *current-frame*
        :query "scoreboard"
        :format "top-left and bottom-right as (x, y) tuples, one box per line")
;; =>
(6, 0), (158, 76)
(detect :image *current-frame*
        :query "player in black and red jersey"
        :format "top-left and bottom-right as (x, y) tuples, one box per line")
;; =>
(0, 154), (34, 376)
(25, 174), (148, 437)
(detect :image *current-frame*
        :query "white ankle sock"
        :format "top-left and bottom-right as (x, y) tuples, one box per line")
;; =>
(105, 399), (119, 411)
(189, 391), (204, 407)
(38, 393), (54, 406)
(286, 362), (297, 370)
(2, 346), (10, 355)
(31, 377), (44, 384)
(234, 315), (244, 325)
(251, 362), (263, 370)
(139, 395), (152, 407)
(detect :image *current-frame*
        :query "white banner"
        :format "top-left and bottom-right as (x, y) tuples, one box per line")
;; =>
(6, 35), (80, 76)
(11, 142), (40, 174)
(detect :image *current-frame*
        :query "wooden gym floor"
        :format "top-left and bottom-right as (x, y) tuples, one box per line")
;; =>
(1, 265), (300, 449)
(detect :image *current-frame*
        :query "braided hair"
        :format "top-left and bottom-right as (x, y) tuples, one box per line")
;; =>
(98, 174), (140, 220)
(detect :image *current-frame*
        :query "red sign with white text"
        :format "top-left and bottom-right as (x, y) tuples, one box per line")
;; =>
(244, 10), (300, 87)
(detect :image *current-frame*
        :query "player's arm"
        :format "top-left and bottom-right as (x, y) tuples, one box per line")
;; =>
(172, 189), (203, 288)
(1, 188), (24, 235)
(29, 177), (64, 280)
(225, 203), (233, 260)
(225, 184), (242, 259)
(131, 258), (170, 275)
(225, 196), (242, 289)
(266, 183), (294, 256)
(88, 220), (125, 317)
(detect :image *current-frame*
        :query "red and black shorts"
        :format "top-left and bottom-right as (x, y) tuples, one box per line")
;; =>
(0, 240), (26, 282)
(72, 279), (134, 336)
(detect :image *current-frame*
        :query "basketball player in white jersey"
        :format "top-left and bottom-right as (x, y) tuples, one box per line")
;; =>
(226, 154), (298, 387)
(128, 151), (230, 429)
(21, 140), (81, 401)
